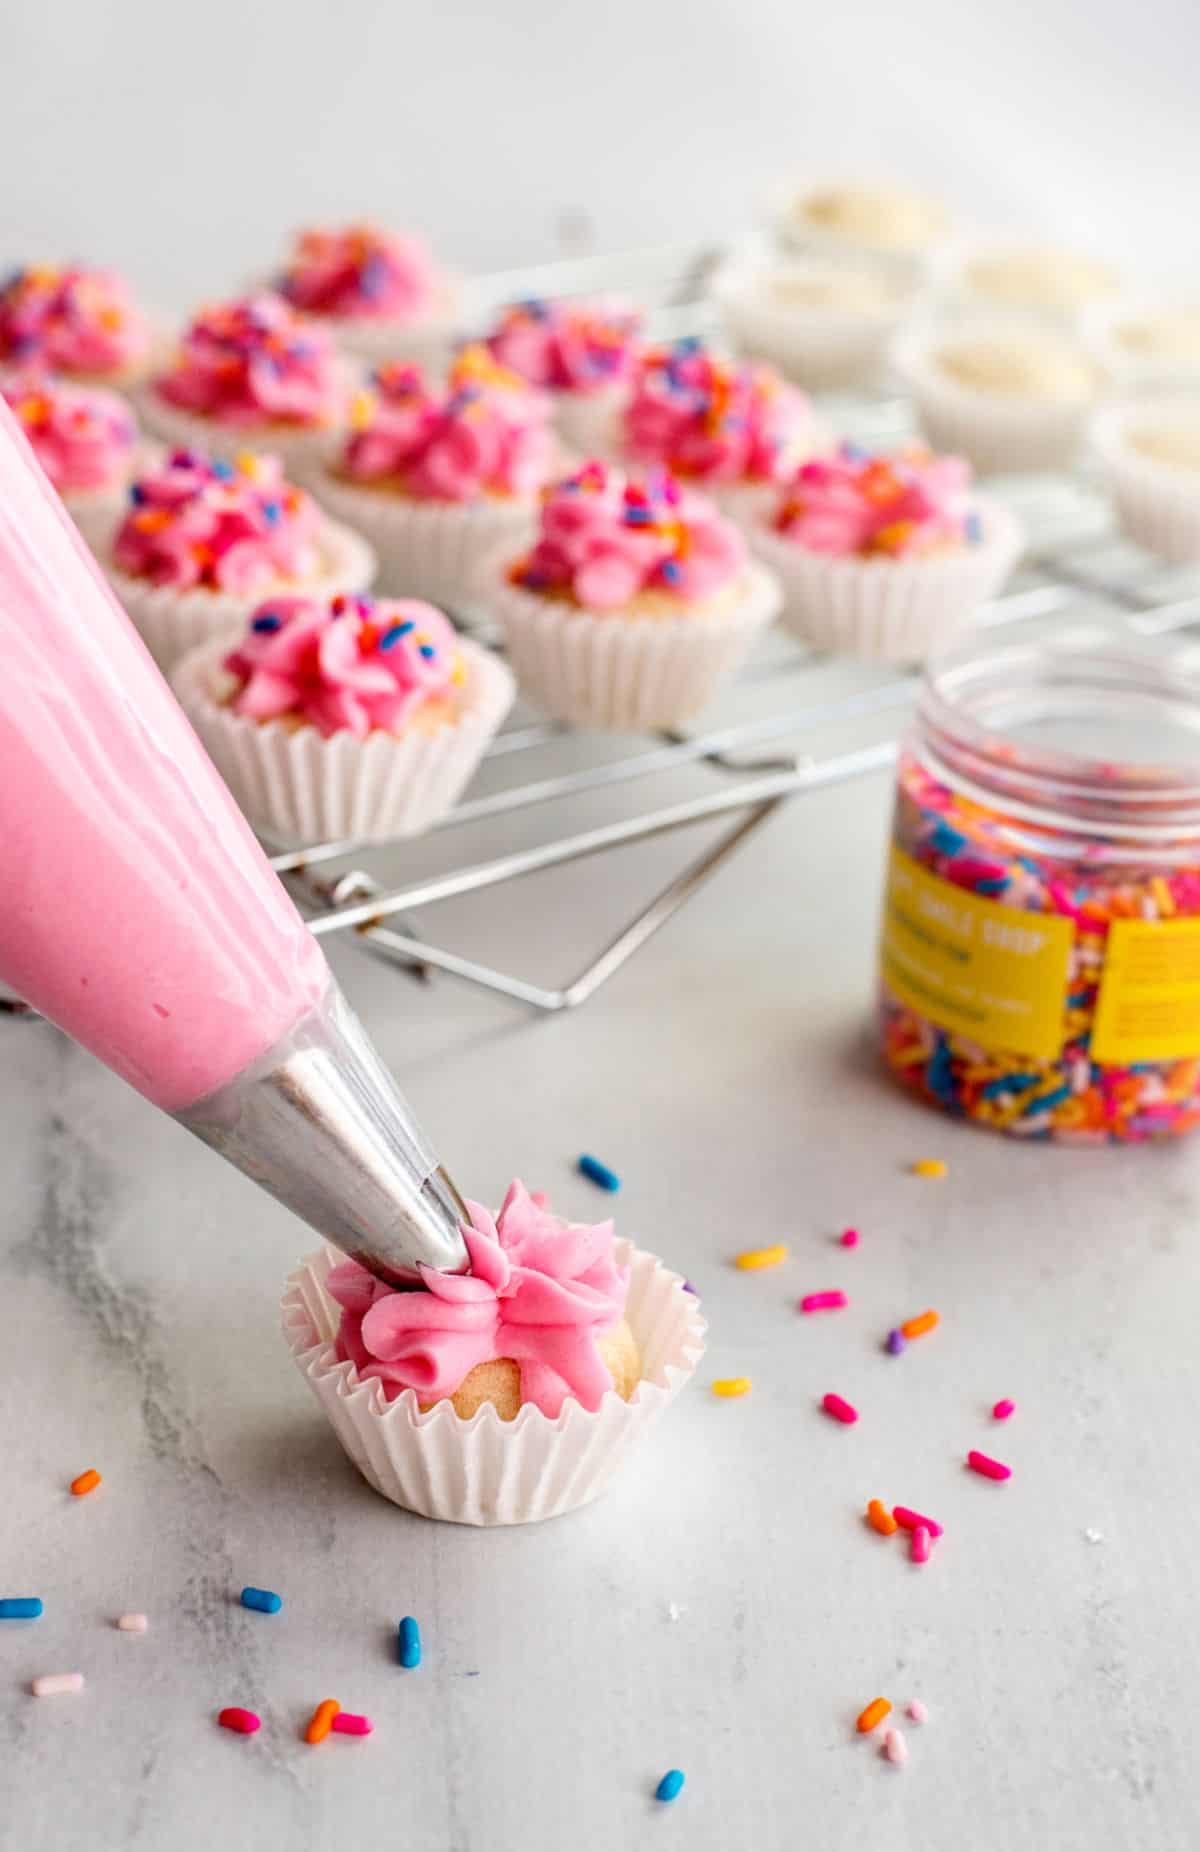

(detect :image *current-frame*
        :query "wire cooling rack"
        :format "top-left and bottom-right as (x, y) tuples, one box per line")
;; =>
(260, 247), (1200, 1012)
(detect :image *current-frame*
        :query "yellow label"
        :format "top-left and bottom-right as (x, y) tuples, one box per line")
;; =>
(1091, 917), (1200, 1063)
(879, 845), (1074, 1060)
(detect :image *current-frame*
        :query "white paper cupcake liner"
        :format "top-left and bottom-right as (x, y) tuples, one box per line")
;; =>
(319, 309), (460, 377)
(485, 558), (782, 731)
(131, 380), (352, 481)
(1083, 298), (1200, 396)
(281, 1240), (706, 1526)
(1093, 403), (1200, 563)
(895, 331), (1096, 476)
(102, 517), (376, 672)
(171, 634), (514, 843)
(746, 497), (1024, 661)
(552, 385), (628, 461)
(715, 265), (914, 390)
(767, 180), (953, 289)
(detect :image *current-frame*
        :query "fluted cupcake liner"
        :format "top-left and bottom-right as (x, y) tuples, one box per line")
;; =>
(1093, 403), (1200, 563)
(281, 1240), (707, 1526)
(552, 385), (628, 461)
(895, 333), (1096, 476)
(131, 381), (353, 481)
(716, 266), (913, 390)
(317, 309), (460, 377)
(171, 634), (513, 843)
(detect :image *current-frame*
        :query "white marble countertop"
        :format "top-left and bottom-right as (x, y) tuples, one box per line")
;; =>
(4, 756), (1199, 1852)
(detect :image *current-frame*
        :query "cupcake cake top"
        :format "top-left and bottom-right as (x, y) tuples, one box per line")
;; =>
(514, 460), (746, 607)
(223, 591), (465, 739)
(792, 183), (948, 253)
(112, 448), (323, 592)
(2, 368), (137, 494)
(962, 247), (1119, 312)
(277, 221), (440, 324)
(328, 1178), (629, 1417)
(1125, 424), (1200, 473)
(0, 264), (151, 379)
(155, 292), (345, 429)
(772, 442), (980, 559)
(340, 344), (553, 501)
(1111, 309), (1200, 362)
(623, 339), (816, 486)
(485, 297), (642, 395)
(932, 333), (1096, 402)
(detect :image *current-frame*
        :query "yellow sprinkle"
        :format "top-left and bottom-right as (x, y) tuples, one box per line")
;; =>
(349, 389), (376, 432)
(450, 658), (467, 686)
(711, 1377), (752, 1398)
(911, 1158), (947, 1178)
(734, 1243), (789, 1271)
(1152, 876), (1175, 917)
(234, 450), (262, 479)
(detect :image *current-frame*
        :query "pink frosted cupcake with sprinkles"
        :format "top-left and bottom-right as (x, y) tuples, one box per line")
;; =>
(281, 1179), (705, 1523)
(484, 296), (643, 458)
(749, 441), (1023, 661)
(274, 220), (460, 373)
(0, 263), (154, 386)
(313, 343), (555, 609)
(2, 367), (140, 545)
(172, 590), (514, 843)
(486, 459), (782, 731)
(102, 447), (374, 671)
(137, 292), (353, 478)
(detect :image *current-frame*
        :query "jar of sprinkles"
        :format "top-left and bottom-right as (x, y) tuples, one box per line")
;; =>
(878, 629), (1200, 1142)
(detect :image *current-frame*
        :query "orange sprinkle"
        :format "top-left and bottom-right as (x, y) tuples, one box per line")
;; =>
(857, 1696), (891, 1734)
(900, 1310), (939, 1340)
(69, 1469), (102, 1498)
(305, 1699), (340, 1745)
(866, 1499), (898, 1536)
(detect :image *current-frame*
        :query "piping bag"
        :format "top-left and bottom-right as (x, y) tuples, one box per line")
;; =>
(0, 399), (468, 1282)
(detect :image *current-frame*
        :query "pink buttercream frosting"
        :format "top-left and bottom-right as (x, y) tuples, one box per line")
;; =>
(0, 264), (151, 379)
(223, 591), (465, 739)
(278, 222), (441, 324)
(112, 449), (324, 592)
(327, 1179), (630, 1417)
(485, 297), (642, 396)
(339, 345), (553, 501)
(1, 368), (136, 494)
(154, 293), (345, 429)
(772, 442), (981, 558)
(513, 460), (746, 608)
(623, 339), (816, 485)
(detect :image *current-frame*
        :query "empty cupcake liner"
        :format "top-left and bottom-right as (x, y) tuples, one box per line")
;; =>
(1093, 404), (1200, 563)
(747, 497), (1024, 661)
(716, 266), (914, 390)
(895, 333), (1097, 476)
(102, 517), (376, 672)
(767, 180), (954, 289)
(281, 1240), (707, 1526)
(171, 633), (513, 843)
(484, 558), (782, 731)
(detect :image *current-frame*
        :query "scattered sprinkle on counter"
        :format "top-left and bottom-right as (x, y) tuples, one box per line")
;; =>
(910, 1524), (932, 1565)
(577, 1154), (620, 1192)
(69, 1469), (101, 1497)
(911, 1158), (947, 1178)
(856, 1696), (891, 1734)
(398, 1616), (421, 1668)
(305, 1699), (340, 1744)
(866, 1499), (898, 1536)
(883, 1727), (908, 1766)
(967, 1450), (1012, 1482)
(800, 1289), (848, 1313)
(885, 1328), (906, 1355)
(712, 1377), (752, 1398)
(32, 1673), (84, 1697)
(992, 1398), (1016, 1420)
(907, 1698), (929, 1724)
(735, 1242), (789, 1270)
(900, 1309), (939, 1339)
(219, 1706), (261, 1735)
(240, 1586), (282, 1615)
(822, 1392), (858, 1425)
(840, 1227), (860, 1248)
(655, 1769), (686, 1803)
(116, 1613), (148, 1633)
(893, 1506), (944, 1538)
(0, 1598), (43, 1620)
(332, 1712), (374, 1736)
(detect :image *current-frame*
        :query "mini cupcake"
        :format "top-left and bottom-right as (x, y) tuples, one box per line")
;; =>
(748, 442), (1023, 660)
(1086, 298), (1200, 393)
(1093, 401), (1200, 562)
(486, 460), (782, 731)
(616, 338), (827, 530)
(0, 263), (154, 386)
(2, 366), (139, 545)
(274, 220), (460, 372)
(172, 590), (514, 843)
(103, 448), (374, 670)
(484, 296), (643, 455)
(137, 292), (352, 478)
(895, 322), (1101, 475)
(716, 257), (916, 390)
(312, 344), (555, 608)
(774, 180), (952, 284)
(949, 243), (1120, 328)
(281, 1179), (705, 1524)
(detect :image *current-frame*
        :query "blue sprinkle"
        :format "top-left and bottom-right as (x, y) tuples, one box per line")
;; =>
(378, 619), (416, 652)
(261, 499), (282, 525)
(0, 1597), (43, 1620)
(398, 1616), (421, 1669)
(655, 1770), (686, 1803)
(980, 1072), (1039, 1100)
(885, 1328), (906, 1356)
(578, 1154), (620, 1193)
(1024, 1084), (1071, 1114)
(418, 643), (437, 659)
(930, 821), (967, 857)
(251, 612), (282, 633)
(240, 1586), (282, 1615)
(660, 559), (682, 586)
(965, 511), (983, 544)
(210, 459), (235, 481)
(129, 482), (147, 506)
(623, 505), (653, 525)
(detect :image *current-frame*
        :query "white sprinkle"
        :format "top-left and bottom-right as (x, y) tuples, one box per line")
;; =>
(116, 1613), (148, 1633)
(883, 1728), (908, 1766)
(32, 1673), (84, 1697)
(907, 1698), (928, 1724)
(1084, 1528), (1105, 1545)
(665, 1602), (686, 1623)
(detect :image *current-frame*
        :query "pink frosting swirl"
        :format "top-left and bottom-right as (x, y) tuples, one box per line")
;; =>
(278, 222), (440, 323)
(623, 339), (816, 485)
(155, 293), (345, 429)
(327, 1179), (630, 1417)
(514, 460), (746, 608)
(339, 345), (553, 501)
(485, 297), (642, 395)
(223, 592), (465, 739)
(772, 442), (980, 558)
(112, 449), (323, 593)
(0, 264), (151, 378)
(2, 367), (136, 493)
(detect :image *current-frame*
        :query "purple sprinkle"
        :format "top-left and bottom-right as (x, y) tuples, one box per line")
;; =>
(885, 1329), (906, 1356)
(681, 1280), (697, 1295)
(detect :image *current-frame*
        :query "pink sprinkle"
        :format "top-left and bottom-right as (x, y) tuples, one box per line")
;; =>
(530, 1191), (548, 1208)
(967, 1449), (1012, 1482)
(800, 1290), (848, 1313)
(821, 1392), (858, 1424)
(840, 1228), (860, 1248)
(331, 1712), (374, 1736)
(883, 1728), (908, 1766)
(993, 1398), (1015, 1420)
(893, 1505), (944, 1539)
(907, 1699), (928, 1724)
(911, 1524), (931, 1565)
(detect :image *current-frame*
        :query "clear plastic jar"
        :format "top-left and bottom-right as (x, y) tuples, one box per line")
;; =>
(878, 628), (1200, 1142)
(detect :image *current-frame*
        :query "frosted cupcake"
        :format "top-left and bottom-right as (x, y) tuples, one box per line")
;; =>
(103, 448), (374, 670)
(748, 442), (1023, 660)
(951, 244), (1120, 328)
(484, 296), (643, 456)
(0, 264), (154, 386)
(716, 257), (915, 390)
(281, 1179), (705, 1524)
(616, 339), (826, 530)
(1093, 401), (1200, 563)
(275, 220), (460, 372)
(137, 292), (352, 478)
(2, 367), (139, 545)
(172, 590), (514, 843)
(487, 460), (782, 731)
(312, 344), (555, 608)
(896, 322), (1101, 474)
(775, 181), (951, 284)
